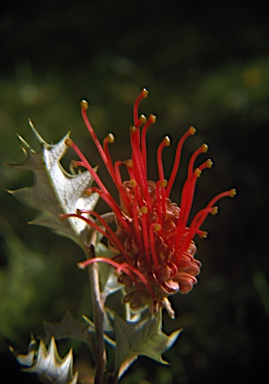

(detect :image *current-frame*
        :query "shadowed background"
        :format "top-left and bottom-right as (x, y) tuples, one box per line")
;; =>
(0, 1), (268, 383)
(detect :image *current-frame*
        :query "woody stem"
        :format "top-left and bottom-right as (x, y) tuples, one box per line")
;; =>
(86, 244), (107, 384)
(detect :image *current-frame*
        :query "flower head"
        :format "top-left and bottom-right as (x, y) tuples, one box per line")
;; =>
(64, 89), (236, 316)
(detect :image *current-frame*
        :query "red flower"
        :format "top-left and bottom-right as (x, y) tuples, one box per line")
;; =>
(64, 89), (235, 316)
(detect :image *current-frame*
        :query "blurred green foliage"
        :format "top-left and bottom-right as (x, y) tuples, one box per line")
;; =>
(1, 1), (269, 383)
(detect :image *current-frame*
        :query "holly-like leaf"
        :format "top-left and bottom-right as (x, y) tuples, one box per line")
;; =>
(94, 241), (123, 299)
(82, 312), (116, 347)
(7, 124), (99, 246)
(43, 310), (95, 353)
(14, 335), (78, 384)
(113, 311), (182, 379)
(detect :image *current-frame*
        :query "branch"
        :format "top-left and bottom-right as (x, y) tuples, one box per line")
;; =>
(87, 244), (107, 384)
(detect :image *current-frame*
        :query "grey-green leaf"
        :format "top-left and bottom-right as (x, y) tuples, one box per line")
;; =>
(15, 335), (78, 384)
(94, 241), (123, 298)
(7, 126), (99, 246)
(114, 311), (182, 379)
(43, 310), (95, 352)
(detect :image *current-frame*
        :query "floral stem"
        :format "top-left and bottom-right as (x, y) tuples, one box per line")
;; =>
(105, 372), (118, 384)
(87, 244), (107, 384)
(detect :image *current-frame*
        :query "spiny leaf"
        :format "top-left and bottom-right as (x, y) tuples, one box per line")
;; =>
(113, 310), (182, 379)
(94, 241), (123, 299)
(14, 335), (78, 384)
(43, 310), (94, 353)
(7, 125), (99, 246)
(82, 312), (116, 347)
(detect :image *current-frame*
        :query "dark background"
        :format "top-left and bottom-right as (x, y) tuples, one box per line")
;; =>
(1, 1), (269, 383)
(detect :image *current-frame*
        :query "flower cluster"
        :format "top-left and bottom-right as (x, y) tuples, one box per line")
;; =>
(64, 89), (235, 316)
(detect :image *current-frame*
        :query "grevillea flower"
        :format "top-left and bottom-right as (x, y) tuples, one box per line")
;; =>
(64, 89), (235, 317)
